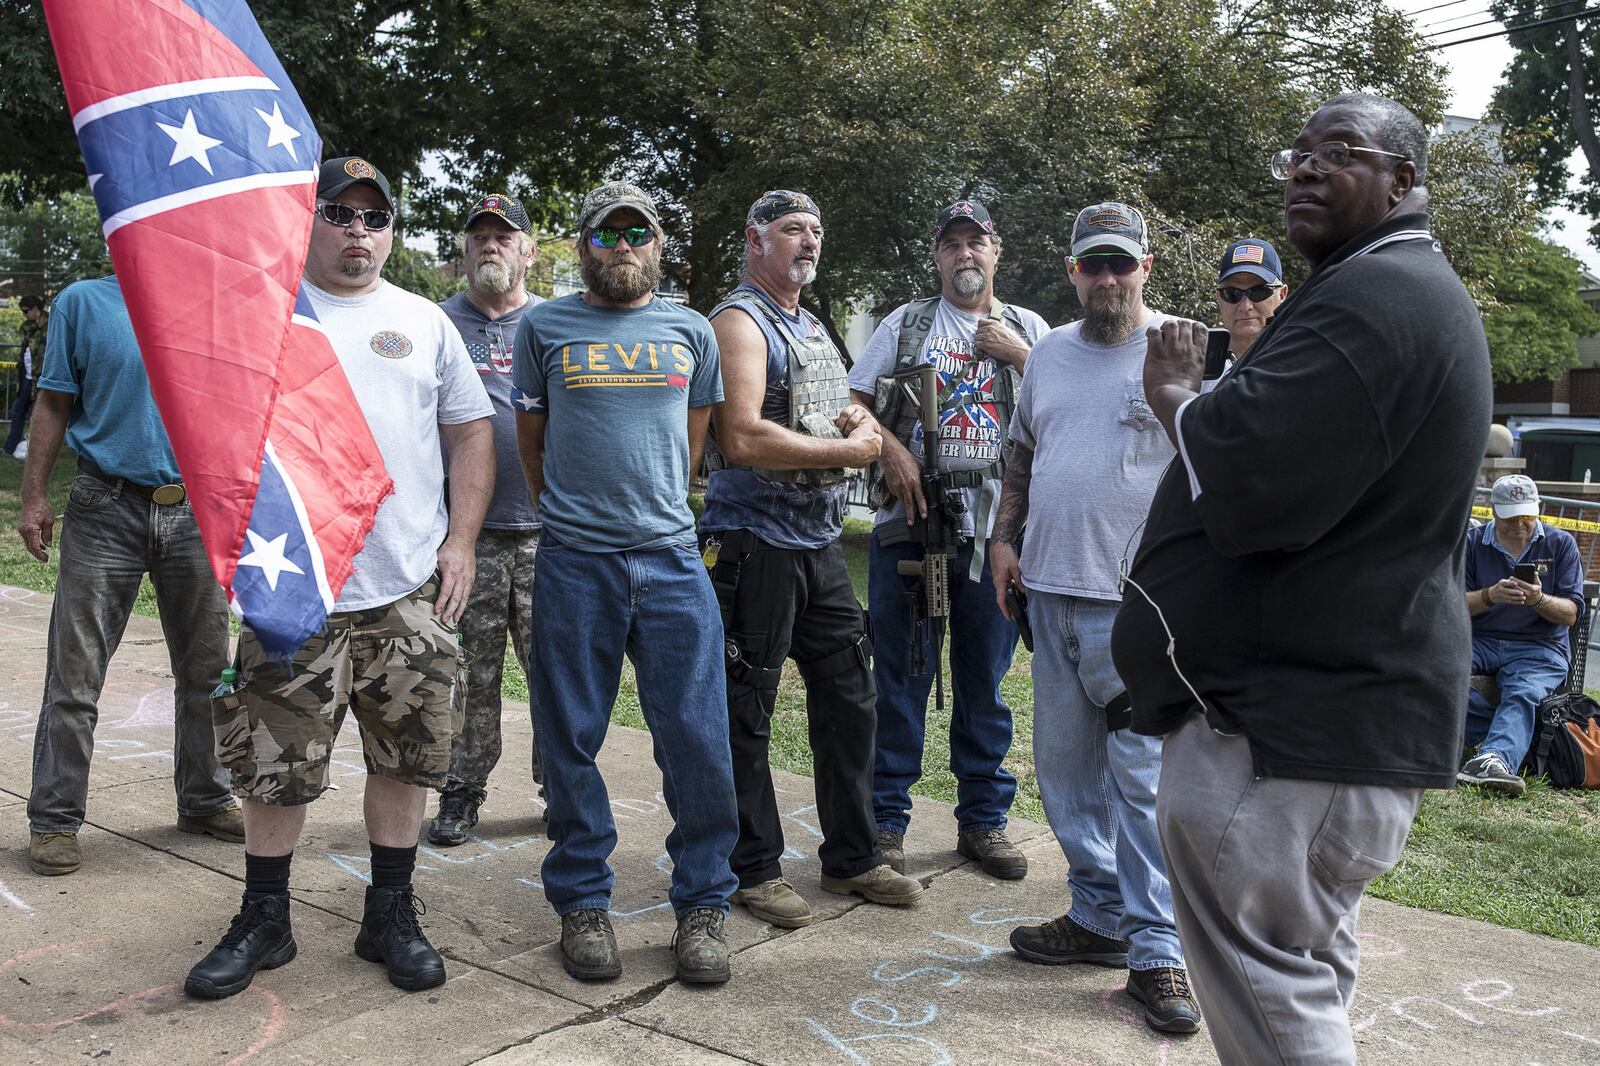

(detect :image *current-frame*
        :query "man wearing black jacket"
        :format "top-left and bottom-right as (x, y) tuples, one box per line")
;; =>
(1111, 94), (1492, 1065)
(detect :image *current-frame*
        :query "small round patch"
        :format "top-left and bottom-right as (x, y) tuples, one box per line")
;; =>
(344, 158), (377, 179)
(370, 330), (413, 359)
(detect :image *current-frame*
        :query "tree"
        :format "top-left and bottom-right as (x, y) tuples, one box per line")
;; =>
(0, 189), (111, 294)
(1480, 236), (1600, 383)
(1491, 1), (1600, 249)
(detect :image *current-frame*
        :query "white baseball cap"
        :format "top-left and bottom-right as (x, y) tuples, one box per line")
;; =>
(1490, 474), (1540, 519)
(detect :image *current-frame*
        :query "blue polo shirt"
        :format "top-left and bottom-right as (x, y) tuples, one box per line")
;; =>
(1466, 520), (1586, 657)
(36, 276), (182, 485)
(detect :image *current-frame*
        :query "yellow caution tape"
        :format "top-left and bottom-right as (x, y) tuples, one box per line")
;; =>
(1472, 505), (1600, 534)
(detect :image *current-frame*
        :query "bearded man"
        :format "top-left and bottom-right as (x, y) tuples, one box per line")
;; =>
(510, 182), (739, 986)
(989, 202), (1200, 1034)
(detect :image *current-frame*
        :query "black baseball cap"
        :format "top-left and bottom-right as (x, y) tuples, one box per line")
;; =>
(19, 295), (44, 311)
(934, 200), (996, 240)
(317, 156), (395, 211)
(465, 193), (532, 234)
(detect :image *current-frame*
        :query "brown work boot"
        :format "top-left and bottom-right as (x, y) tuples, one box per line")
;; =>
(820, 864), (923, 905)
(29, 831), (81, 876)
(732, 878), (815, 928)
(956, 827), (1028, 880)
(876, 829), (905, 873)
(177, 804), (246, 843)
(1010, 912), (1129, 967)
(1127, 966), (1202, 1033)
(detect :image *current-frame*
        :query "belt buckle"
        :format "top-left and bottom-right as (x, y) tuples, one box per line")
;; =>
(151, 484), (186, 506)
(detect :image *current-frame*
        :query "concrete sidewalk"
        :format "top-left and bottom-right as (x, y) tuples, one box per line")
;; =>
(1, 582), (1597, 1065)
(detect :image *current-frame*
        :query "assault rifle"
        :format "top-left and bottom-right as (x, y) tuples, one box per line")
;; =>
(892, 364), (964, 710)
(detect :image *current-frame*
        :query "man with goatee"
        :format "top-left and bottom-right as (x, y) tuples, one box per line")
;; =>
(511, 182), (738, 986)
(990, 203), (1199, 1034)
(430, 193), (546, 845)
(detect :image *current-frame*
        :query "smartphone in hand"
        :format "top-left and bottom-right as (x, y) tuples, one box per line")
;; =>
(1203, 328), (1231, 381)
(1514, 562), (1539, 584)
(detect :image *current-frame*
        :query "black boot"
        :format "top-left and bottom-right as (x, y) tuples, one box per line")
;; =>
(185, 894), (296, 999)
(354, 885), (446, 991)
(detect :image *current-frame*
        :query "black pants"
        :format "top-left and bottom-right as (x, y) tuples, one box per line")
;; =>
(704, 531), (882, 886)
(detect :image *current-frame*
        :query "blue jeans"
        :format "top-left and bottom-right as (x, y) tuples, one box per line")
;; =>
(5, 376), (33, 454)
(1028, 591), (1184, 971)
(1467, 635), (1569, 769)
(868, 532), (1018, 833)
(29, 470), (233, 833)
(528, 534), (738, 918)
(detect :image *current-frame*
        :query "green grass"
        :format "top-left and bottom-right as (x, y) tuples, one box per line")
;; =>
(7, 456), (1600, 946)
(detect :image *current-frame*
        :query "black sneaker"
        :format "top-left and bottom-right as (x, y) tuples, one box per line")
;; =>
(185, 894), (297, 999)
(353, 885), (446, 990)
(1010, 912), (1129, 967)
(673, 907), (730, 984)
(427, 789), (482, 846)
(876, 829), (906, 874)
(1127, 966), (1202, 1033)
(1457, 751), (1527, 797)
(561, 908), (622, 981)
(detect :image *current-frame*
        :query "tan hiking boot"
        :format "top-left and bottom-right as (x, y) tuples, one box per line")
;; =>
(177, 804), (246, 842)
(732, 878), (815, 928)
(29, 831), (81, 876)
(820, 863), (923, 905)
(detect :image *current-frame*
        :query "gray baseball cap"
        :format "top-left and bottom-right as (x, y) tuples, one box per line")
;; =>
(579, 181), (661, 232)
(1070, 201), (1149, 258)
(1491, 474), (1541, 519)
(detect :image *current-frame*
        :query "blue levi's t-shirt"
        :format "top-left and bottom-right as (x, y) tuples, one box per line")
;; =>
(700, 284), (847, 550)
(1467, 520), (1587, 658)
(37, 276), (183, 485)
(511, 293), (722, 552)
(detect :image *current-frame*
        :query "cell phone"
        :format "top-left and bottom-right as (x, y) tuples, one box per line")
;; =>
(1202, 328), (1231, 381)
(1514, 562), (1539, 583)
(1006, 586), (1033, 652)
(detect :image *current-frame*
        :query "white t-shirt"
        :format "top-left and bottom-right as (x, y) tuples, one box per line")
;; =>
(847, 296), (1049, 539)
(306, 280), (493, 611)
(1008, 312), (1176, 600)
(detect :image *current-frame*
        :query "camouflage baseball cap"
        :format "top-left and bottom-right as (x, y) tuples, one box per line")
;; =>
(1070, 201), (1148, 258)
(579, 181), (661, 232)
(465, 192), (532, 234)
(747, 189), (821, 227)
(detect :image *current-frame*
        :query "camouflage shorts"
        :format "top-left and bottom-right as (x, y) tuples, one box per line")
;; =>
(214, 575), (465, 805)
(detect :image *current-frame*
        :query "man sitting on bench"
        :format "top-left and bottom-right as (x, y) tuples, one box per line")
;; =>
(1462, 474), (1586, 796)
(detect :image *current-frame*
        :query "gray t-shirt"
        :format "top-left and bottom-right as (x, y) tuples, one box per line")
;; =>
(306, 280), (494, 611)
(847, 296), (1049, 540)
(438, 290), (545, 530)
(511, 293), (722, 552)
(1009, 312), (1175, 601)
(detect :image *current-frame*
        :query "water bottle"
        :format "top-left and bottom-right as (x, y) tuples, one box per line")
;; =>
(211, 667), (238, 700)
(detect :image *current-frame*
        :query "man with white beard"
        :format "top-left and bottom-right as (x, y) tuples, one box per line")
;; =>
(430, 194), (546, 845)
(700, 190), (921, 928)
(847, 200), (1047, 885)
(989, 202), (1199, 1034)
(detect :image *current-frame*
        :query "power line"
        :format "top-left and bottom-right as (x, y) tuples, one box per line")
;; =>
(1422, 4), (1580, 36)
(1426, 4), (1592, 45)
(1400, 0), (1477, 15)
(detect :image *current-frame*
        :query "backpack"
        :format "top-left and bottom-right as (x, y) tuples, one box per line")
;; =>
(1521, 691), (1600, 789)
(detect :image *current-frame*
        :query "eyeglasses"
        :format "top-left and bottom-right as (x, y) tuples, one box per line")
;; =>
(316, 202), (393, 230)
(1270, 142), (1409, 180)
(1217, 283), (1282, 304)
(1069, 253), (1141, 276)
(587, 226), (656, 249)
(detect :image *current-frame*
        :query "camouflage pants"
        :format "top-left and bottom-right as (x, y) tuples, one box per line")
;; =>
(445, 527), (539, 798)
(215, 575), (464, 805)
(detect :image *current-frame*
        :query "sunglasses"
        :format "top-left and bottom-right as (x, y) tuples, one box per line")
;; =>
(1070, 253), (1141, 276)
(316, 202), (393, 230)
(1270, 141), (1409, 181)
(588, 226), (656, 249)
(1217, 283), (1281, 304)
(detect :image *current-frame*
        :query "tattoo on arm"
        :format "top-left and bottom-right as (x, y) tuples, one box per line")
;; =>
(992, 442), (1034, 545)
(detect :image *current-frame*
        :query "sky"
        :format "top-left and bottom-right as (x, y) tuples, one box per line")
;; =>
(1400, 2), (1600, 275)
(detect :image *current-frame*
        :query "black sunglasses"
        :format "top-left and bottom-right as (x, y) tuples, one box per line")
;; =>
(316, 202), (393, 231)
(1070, 253), (1141, 276)
(1217, 283), (1281, 304)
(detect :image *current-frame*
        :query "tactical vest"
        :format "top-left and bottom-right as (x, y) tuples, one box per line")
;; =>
(868, 296), (1027, 506)
(708, 291), (852, 488)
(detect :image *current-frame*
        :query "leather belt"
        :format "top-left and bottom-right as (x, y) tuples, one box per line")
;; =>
(78, 457), (186, 506)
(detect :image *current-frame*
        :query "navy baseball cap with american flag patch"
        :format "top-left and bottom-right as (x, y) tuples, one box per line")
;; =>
(1217, 238), (1283, 285)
